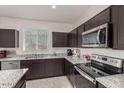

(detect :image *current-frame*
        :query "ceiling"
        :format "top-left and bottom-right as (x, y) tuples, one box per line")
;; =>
(0, 5), (90, 24)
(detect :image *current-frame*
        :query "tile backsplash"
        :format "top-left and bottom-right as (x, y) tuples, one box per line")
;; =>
(80, 48), (124, 59)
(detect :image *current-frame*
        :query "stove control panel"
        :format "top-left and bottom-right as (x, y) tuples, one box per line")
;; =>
(91, 54), (123, 68)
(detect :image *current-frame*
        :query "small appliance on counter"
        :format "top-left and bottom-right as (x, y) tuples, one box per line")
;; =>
(67, 49), (73, 56)
(72, 49), (80, 57)
(0, 50), (7, 58)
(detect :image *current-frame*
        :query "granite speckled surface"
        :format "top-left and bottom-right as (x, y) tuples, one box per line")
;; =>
(96, 74), (124, 88)
(0, 68), (28, 88)
(0, 55), (85, 65)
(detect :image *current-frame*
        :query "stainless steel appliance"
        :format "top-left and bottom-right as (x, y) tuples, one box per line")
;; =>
(1, 61), (20, 70)
(82, 23), (110, 48)
(74, 54), (123, 88)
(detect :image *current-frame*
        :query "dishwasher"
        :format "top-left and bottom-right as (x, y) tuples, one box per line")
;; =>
(1, 61), (20, 70)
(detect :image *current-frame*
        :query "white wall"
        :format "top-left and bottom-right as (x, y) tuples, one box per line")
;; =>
(72, 5), (124, 59)
(0, 17), (72, 55)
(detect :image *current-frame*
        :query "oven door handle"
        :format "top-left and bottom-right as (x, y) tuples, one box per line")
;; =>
(74, 66), (96, 84)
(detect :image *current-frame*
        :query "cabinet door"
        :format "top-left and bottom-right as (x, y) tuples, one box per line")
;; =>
(68, 29), (78, 47)
(85, 8), (110, 31)
(69, 63), (75, 87)
(20, 60), (45, 80)
(20, 61), (31, 80)
(116, 6), (124, 49)
(77, 24), (84, 47)
(68, 33), (72, 47)
(110, 6), (119, 49)
(0, 29), (19, 48)
(64, 59), (75, 87)
(64, 59), (70, 77)
(52, 32), (68, 47)
(30, 60), (45, 79)
(45, 59), (64, 77)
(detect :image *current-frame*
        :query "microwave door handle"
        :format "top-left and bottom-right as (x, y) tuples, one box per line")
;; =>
(97, 29), (101, 44)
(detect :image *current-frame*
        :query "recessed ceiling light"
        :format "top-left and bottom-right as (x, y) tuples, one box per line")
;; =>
(52, 5), (56, 9)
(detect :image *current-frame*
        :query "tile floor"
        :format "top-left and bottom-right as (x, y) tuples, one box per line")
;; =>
(26, 76), (73, 88)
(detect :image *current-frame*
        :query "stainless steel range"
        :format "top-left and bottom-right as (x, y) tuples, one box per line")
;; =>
(74, 54), (123, 88)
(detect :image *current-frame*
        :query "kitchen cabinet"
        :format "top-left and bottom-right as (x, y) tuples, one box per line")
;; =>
(110, 6), (124, 49)
(0, 29), (19, 48)
(64, 59), (75, 87)
(110, 6), (118, 49)
(108, 5), (124, 49)
(116, 6), (124, 49)
(85, 8), (110, 31)
(68, 28), (78, 47)
(45, 58), (65, 77)
(20, 60), (45, 80)
(77, 24), (85, 47)
(64, 59), (70, 76)
(21, 58), (65, 80)
(52, 32), (68, 47)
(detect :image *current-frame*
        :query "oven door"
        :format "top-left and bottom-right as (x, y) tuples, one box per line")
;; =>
(74, 66), (96, 88)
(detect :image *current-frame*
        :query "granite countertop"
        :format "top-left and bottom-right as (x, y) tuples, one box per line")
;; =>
(0, 68), (28, 88)
(96, 74), (124, 88)
(0, 55), (85, 65)
(65, 56), (85, 64)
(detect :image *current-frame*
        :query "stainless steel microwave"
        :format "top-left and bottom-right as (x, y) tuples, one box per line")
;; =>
(82, 23), (110, 48)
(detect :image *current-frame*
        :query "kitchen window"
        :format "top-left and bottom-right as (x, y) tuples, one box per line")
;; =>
(22, 29), (48, 51)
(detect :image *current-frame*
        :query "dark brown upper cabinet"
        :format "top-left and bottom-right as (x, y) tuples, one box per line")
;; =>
(68, 28), (78, 47)
(0, 29), (19, 48)
(110, 5), (124, 49)
(77, 24), (85, 47)
(85, 8), (110, 31)
(52, 32), (68, 47)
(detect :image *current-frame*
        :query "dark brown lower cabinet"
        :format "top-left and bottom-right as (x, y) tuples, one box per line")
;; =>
(21, 60), (45, 80)
(64, 59), (75, 87)
(20, 58), (65, 80)
(45, 59), (65, 77)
